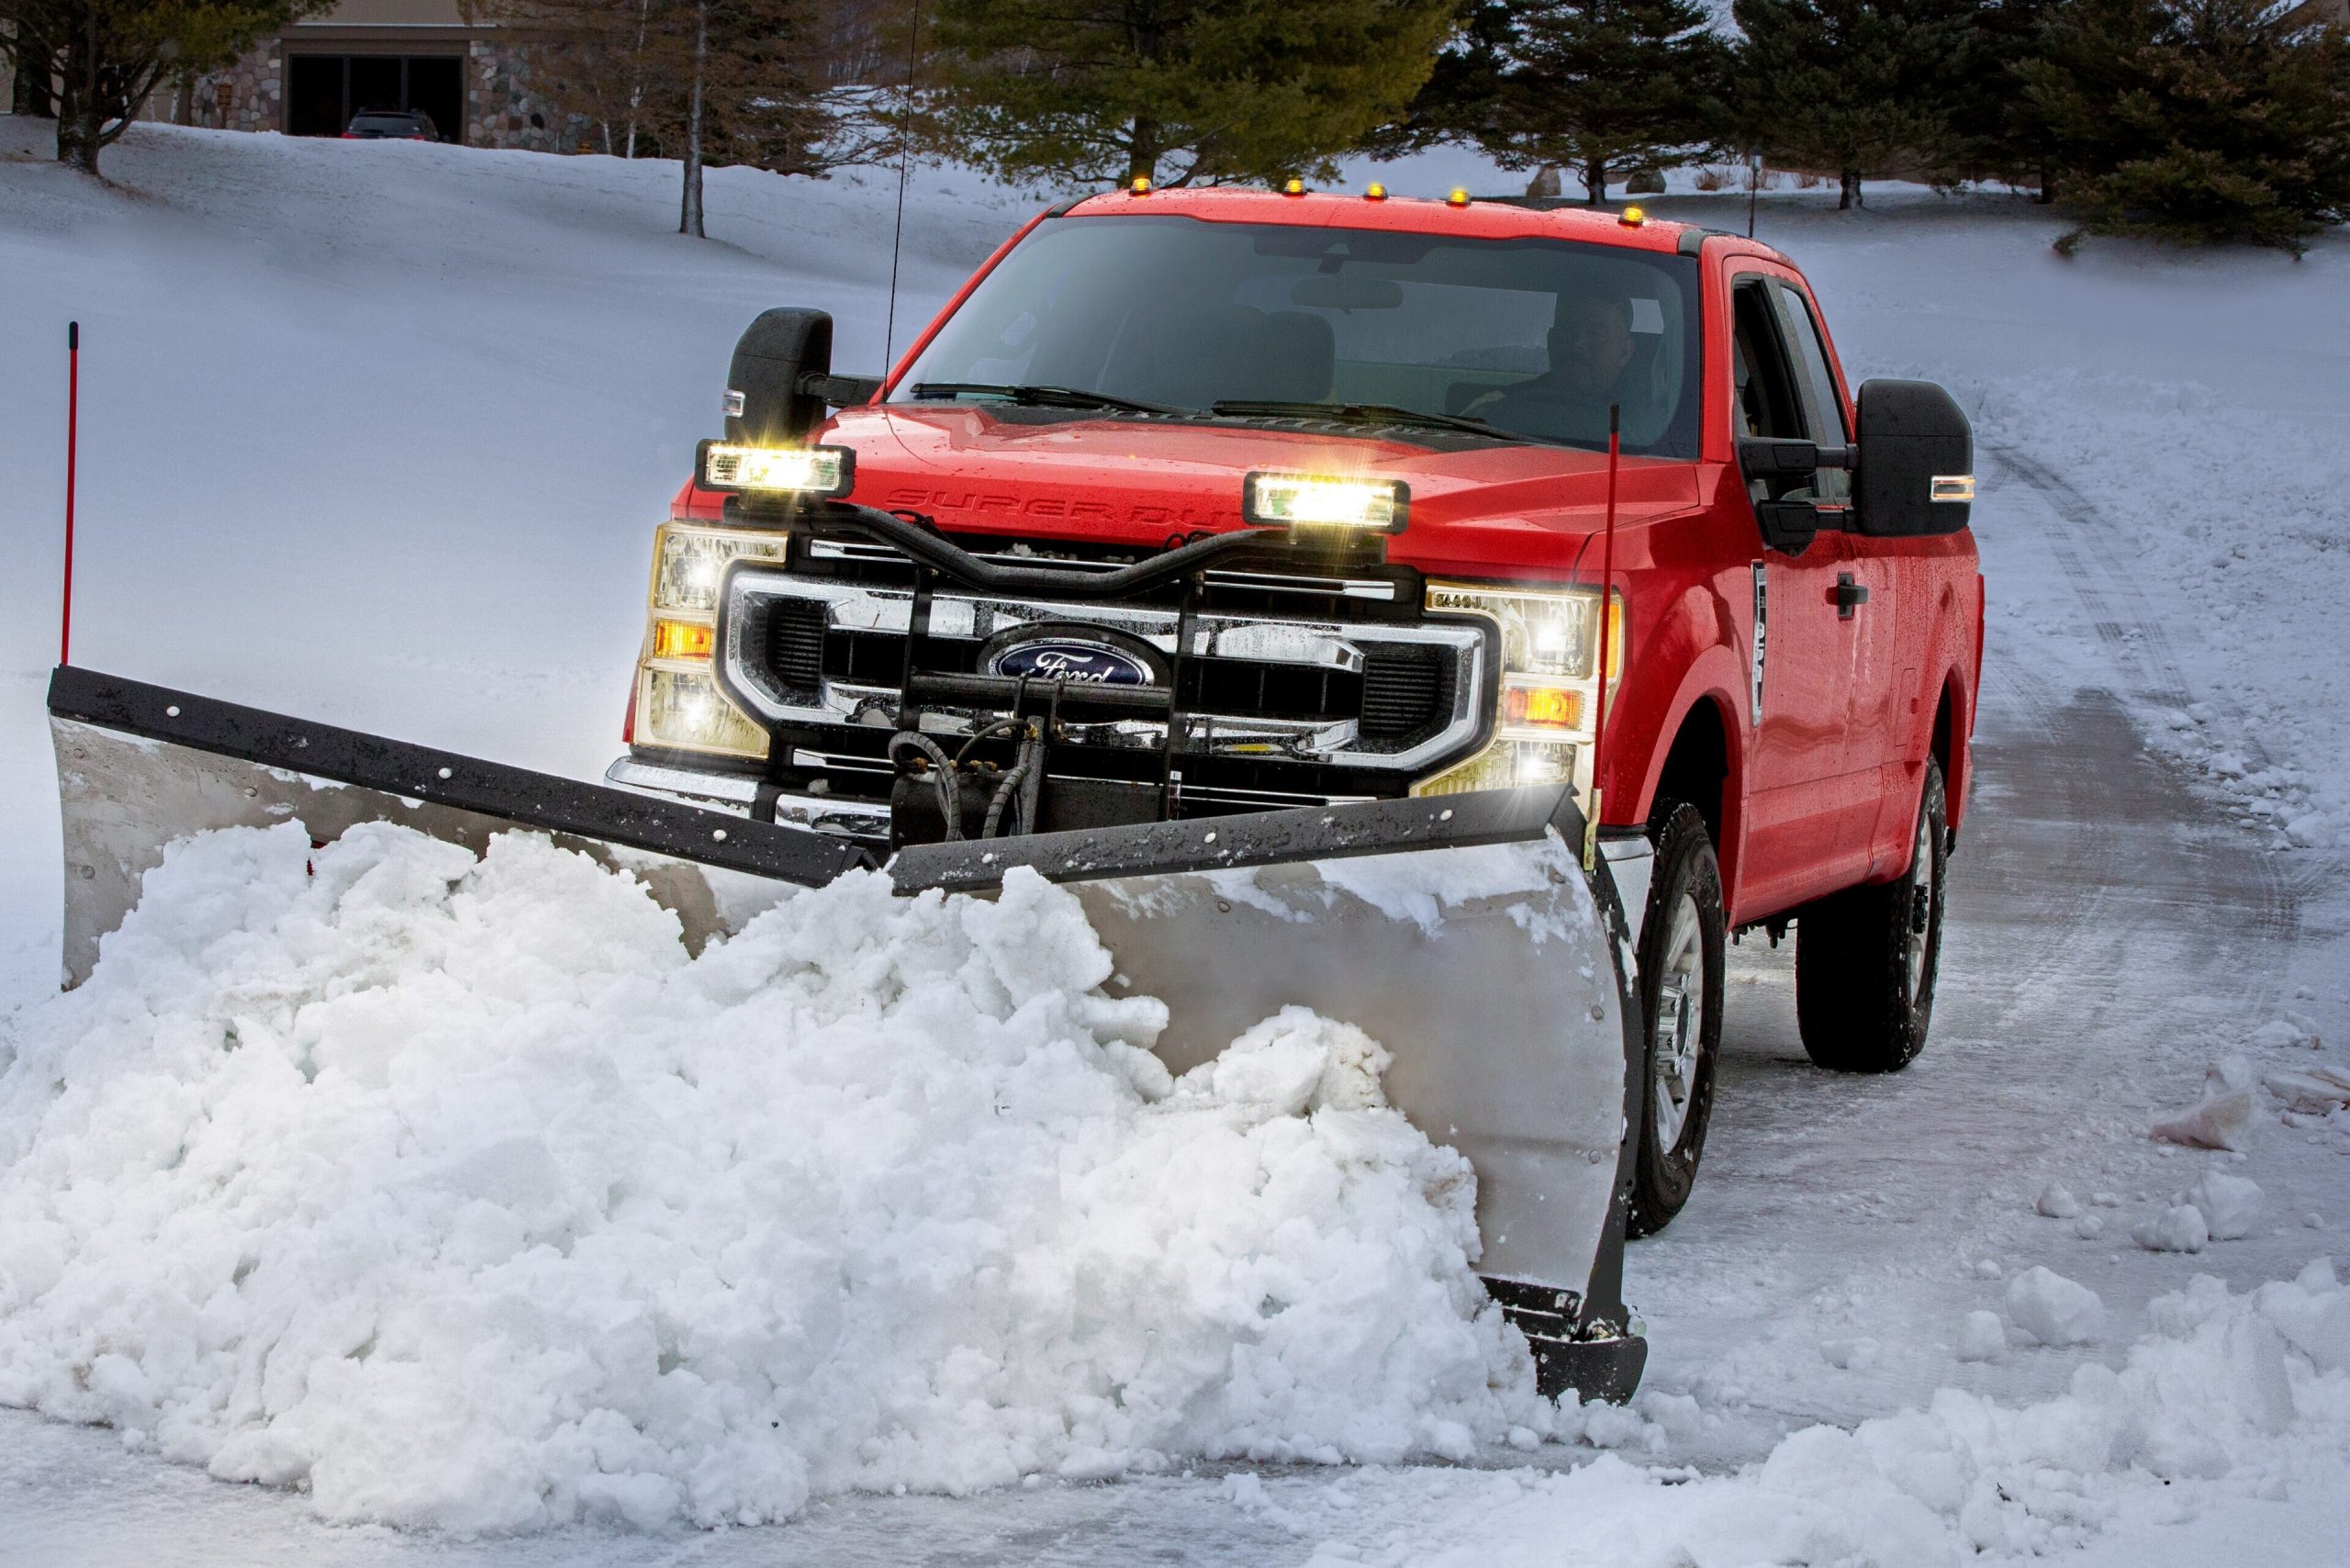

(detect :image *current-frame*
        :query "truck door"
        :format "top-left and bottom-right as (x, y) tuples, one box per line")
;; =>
(1769, 280), (1909, 877)
(1729, 274), (1875, 915)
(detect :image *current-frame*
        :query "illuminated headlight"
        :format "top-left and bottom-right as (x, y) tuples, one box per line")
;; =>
(638, 666), (768, 759)
(636, 521), (783, 761)
(652, 521), (788, 615)
(1413, 583), (1622, 800)
(697, 441), (854, 498)
(1244, 472), (1408, 532)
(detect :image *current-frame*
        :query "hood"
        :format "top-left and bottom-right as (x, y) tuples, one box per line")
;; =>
(820, 405), (1704, 580)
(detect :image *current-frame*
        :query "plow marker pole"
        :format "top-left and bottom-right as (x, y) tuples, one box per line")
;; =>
(61, 322), (79, 667)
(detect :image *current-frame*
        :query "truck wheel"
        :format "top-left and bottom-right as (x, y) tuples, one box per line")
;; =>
(1796, 761), (1948, 1073)
(1628, 801), (1725, 1238)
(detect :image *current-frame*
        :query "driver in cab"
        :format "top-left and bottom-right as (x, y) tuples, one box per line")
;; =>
(1462, 289), (1639, 444)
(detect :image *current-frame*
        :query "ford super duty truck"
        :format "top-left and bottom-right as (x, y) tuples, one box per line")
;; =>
(610, 183), (1986, 1234)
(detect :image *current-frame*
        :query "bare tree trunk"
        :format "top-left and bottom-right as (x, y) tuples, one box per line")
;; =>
(1583, 156), (1607, 206)
(678, 0), (706, 237)
(624, 0), (650, 159)
(56, 8), (103, 174)
(1125, 116), (1158, 185)
(1839, 166), (1862, 209)
(172, 71), (193, 126)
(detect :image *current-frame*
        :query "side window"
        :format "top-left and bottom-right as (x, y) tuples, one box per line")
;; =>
(1768, 282), (1852, 503)
(1730, 278), (1808, 499)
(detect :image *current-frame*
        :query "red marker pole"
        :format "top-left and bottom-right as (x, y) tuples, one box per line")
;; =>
(1584, 403), (1621, 871)
(61, 321), (80, 668)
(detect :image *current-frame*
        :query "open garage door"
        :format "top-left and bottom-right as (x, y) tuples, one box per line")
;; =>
(286, 54), (464, 142)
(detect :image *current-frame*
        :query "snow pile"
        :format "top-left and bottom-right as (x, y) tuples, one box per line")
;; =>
(1316, 1261), (2350, 1565)
(0, 823), (1553, 1531)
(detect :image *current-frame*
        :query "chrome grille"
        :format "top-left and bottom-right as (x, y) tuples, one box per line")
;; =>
(720, 569), (1489, 775)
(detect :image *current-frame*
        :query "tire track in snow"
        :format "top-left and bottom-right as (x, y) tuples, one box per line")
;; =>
(1980, 443), (2301, 971)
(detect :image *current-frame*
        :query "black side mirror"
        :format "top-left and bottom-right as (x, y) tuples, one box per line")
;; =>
(1737, 437), (1852, 556)
(725, 308), (837, 446)
(1854, 380), (1973, 537)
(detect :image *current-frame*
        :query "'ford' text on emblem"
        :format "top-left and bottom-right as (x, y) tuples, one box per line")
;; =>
(987, 638), (1156, 686)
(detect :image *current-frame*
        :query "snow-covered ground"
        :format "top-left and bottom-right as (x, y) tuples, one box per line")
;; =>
(3, 117), (2348, 1562)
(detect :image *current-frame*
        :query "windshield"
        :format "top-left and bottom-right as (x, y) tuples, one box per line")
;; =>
(895, 214), (1703, 458)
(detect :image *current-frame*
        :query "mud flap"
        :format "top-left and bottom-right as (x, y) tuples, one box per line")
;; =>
(48, 666), (1649, 1401)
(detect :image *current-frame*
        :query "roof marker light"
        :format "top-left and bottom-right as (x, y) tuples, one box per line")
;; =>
(1447, 187), (1470, 208)
(1619, 205), (1646, 227)
(1130, 175), (1151, 195)
(1283, 177), (1305, 196)
(1365, 183), (1387, 201)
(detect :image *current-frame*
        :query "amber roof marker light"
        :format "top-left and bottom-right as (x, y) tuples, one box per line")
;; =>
(1129, 175), (1151, 196)
(1447, 187), (1471, 207)
(1283, 177), (1306, 196)
(1365, 183), (1388, 201)
(1619, 205), (1647, 227)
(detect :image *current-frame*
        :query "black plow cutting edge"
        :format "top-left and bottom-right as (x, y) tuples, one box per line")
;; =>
(46, 666), (878, 888)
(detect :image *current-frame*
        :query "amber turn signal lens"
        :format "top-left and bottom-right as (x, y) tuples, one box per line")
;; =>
(1505, 685), (1583, 731)
(651, 619), (715, 662)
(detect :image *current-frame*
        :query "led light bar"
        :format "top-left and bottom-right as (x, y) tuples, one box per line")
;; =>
(1242, 472), (1409, 533)
(697, 441), (854, 498)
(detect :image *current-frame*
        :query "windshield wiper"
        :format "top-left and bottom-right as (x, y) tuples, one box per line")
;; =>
(909, 382), (1187, 417)
(1208, 399), (1554, 445)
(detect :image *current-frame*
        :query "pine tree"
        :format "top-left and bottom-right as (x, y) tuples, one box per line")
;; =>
(1730, 0), (1976, 207)
(2023, 0), (2350, 252)
(1430, 0), (1729, 205)
(1954, 0), (2065, 201)
(924, 0), (1460, 187)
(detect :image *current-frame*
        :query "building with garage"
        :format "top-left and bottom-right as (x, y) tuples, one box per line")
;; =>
(185, 0), (585, 151)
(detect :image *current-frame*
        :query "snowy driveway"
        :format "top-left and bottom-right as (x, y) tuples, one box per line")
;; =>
(3, 124), (2345, 1562)
(5, 399), (2343, 1568)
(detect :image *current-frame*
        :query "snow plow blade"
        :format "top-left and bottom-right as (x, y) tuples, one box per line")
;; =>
(50, 664), (1648, 1401)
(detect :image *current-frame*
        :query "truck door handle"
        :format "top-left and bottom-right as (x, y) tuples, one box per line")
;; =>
(1833, 572), (1869, 619)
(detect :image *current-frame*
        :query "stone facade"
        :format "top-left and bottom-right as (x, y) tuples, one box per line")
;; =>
(185, 45), (284, 135)
(467, 39), (593, 152)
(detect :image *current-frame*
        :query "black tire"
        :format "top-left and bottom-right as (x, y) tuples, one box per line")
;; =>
(1796, 761), (1949, 1073)
(1627, 801), (1726, 1238)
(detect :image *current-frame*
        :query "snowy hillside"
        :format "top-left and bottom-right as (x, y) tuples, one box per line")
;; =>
(3, 118), (2348, 1562)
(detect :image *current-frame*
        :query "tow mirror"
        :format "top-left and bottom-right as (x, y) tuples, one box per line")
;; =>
(724, 308), (834, 446)
(1737, 437), (1852, 557)
(1854, 379), (1973, 536)
(722, 309), (885, 449)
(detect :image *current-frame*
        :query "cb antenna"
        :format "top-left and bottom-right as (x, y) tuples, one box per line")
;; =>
(882, 1), (922, 373)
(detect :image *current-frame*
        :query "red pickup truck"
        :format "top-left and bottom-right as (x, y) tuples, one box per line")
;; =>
(613, 185), (1985, 1234)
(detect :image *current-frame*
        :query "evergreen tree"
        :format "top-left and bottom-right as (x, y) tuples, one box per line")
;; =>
(1955, 0), (2065, 201)
(924, 0), (1459, 187)
(1429, 0), (1729, 205)
(1730, 0), (1976, 207)
(2022, 0), (2350, 252)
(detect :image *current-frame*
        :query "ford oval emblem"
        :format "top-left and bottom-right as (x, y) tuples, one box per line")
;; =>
(988, 638), (1156, 686)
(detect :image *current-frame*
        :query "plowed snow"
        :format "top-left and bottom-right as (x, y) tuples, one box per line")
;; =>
(0, 823), (1552, 1530)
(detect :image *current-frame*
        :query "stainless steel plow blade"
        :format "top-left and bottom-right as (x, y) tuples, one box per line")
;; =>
(49, 665), (1648, 1400)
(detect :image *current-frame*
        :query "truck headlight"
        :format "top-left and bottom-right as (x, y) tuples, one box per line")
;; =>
(1414, 584), (1622, 799)
(698, 441), (854, 498)
(652, 521), (788, 615)
(637, 667), (769, 759)
(637, 521), (785, 759)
